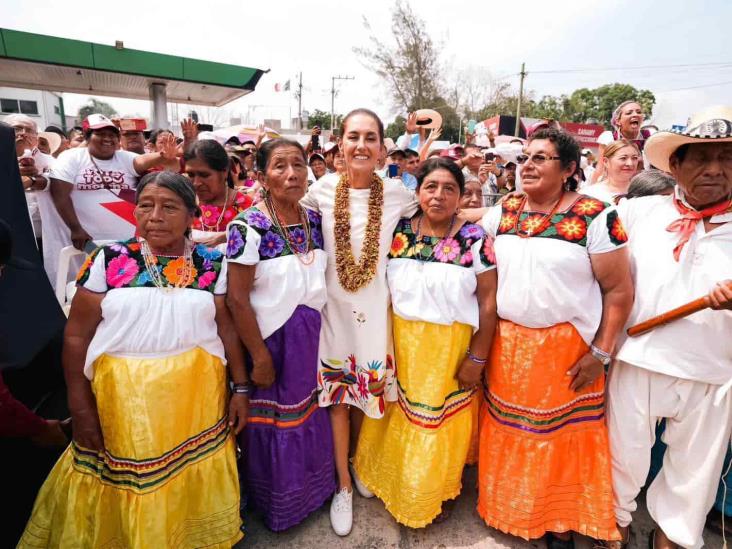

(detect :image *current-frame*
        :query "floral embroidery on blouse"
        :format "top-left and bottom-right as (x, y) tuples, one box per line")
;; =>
(76, 238), (224, 292)
(318, 353), (395, 415)
(226, 206), (324, 261)
(192, 191), (253, 232)
(497, 193), (626, 247)
(388, 217), (494, 269)
(606, 209), (628, 245)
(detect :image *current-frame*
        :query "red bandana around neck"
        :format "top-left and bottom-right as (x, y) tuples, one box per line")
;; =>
(666, 195), (732, 261)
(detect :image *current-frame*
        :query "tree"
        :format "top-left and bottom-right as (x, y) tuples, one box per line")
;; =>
(354, 0), (442, 113)
(307, 109), (342, 131)
(385, 115), (406, 141)
(565, 84), (655, 127)
(77, 98), (117, 120)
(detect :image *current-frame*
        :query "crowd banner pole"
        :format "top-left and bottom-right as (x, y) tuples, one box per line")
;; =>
(514, 62), (526, 137)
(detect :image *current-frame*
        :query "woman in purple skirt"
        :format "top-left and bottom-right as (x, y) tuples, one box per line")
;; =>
(226, 138), (335, 531)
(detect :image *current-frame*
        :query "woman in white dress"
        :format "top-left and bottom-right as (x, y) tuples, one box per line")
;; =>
(300, 109), (417, 536)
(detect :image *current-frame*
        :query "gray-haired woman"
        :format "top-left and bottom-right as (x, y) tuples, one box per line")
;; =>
(19, 171), (248, 548)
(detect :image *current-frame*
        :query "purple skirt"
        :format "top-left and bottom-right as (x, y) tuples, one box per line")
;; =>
(239, 305), (335, 531)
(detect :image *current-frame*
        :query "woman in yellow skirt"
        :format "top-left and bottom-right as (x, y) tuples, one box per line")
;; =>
(477, 129), (634, 548)
(19, 172), (249, 548)
(353, 158), (498, 527)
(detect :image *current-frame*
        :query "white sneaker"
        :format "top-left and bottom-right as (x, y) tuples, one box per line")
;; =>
(349, 463), (374, 499)
(330, 487), (353, 536)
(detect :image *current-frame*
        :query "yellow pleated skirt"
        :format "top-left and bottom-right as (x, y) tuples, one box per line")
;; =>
(353, 315), (477, 528)
(19, 347), (243, 549)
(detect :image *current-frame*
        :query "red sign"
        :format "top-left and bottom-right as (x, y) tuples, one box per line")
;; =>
(557, 121), (605, 149)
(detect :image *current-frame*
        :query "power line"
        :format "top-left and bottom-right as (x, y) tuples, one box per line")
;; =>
(658, 80), (732, 93)
(529, 61), (732, 75)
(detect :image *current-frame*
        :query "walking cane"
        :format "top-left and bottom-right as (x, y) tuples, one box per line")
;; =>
(627, 282), (731, 337)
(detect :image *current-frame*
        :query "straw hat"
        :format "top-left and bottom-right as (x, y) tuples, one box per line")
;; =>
(645, 106), (732, 172)
(38, 131), (62, 155)
(414, 109), (443, 130)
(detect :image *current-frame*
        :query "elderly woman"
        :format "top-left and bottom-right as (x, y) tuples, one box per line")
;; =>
(186, 140), (253, 247)
(225, 138), (335, 531)
(594, 101), (649, 181)
(46, 114), (178, 287)
(301, 108), (418, 536)
(354, 158), (497, 527)
(19, 171), (247, 548)
(477, 129), (634, 548)
(583, 140), (641, 203)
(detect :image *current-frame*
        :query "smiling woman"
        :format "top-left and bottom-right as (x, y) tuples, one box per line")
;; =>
(299, 108), (419, 536)
(476, 128), (634, 546)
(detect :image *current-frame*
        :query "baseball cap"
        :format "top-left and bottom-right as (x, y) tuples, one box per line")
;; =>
(581, 148), (593, 156)
(82, 114), (119, 133)
(309, 153), (325, 164)
(439, 144), (464, 161)
(387, 147), (406, 158)
(323, 142), (339, 154)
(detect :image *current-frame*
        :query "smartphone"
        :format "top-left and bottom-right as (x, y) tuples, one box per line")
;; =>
(467, 119), (477, 134)
(484, 152), (496, 162)
(388, 164), (399, 178)
(311, 134), (320, 152)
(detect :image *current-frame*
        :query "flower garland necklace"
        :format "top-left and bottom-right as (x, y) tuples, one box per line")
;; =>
(334, 172), (384, 292)
(263, 193), (315, 266)
(198, 186), (230, 231)
(513, 191), (565, 237)
(140, 237), (196, 290)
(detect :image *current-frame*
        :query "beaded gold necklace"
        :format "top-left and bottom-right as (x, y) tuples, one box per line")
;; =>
(333, 172), (384, 292)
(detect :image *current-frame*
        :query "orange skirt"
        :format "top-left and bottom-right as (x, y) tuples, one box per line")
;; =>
(477, 320), (619, 541)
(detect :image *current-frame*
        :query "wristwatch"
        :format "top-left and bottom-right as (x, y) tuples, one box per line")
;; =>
(589, 344), (612, 366)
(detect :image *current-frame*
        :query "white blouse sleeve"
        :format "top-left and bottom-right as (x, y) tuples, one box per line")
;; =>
(396, 183), (419, 218)
(214, 258), (228, 295)
(479, 204), (502, 238)
(587, 206), (628, 255)
(225, 220), (261, 265)
(473, 237), (497, 275)
(300, 179), (322, 212)
(77, 248), (108, 293)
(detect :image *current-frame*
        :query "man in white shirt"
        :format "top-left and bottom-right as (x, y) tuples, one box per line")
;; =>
(609, 106), (732, 549)
(3, 114), (55, 240)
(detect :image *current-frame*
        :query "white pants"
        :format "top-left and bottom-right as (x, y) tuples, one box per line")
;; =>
(607, 360), (732, 549)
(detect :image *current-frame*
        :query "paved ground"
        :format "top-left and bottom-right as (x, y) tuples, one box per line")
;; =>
(236, 467), (725, 548)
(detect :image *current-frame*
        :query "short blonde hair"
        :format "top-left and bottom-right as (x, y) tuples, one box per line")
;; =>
(602, 139), (640, 160)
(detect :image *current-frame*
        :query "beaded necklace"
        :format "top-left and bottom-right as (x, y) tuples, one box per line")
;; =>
(263, 196), (315, 265)
(140, 238), (196, 290)
(512, 191), (565, 238)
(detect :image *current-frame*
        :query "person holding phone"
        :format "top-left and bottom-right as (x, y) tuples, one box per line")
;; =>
(386, 148), (418, 191)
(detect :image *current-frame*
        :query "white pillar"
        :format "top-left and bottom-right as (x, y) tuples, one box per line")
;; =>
(149, 83), (169, 129)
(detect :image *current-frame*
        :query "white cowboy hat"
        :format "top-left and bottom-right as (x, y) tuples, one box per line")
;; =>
(414, 109), (443, 130)
(38, 131), (62, 155)
(645, 105), (732, 172)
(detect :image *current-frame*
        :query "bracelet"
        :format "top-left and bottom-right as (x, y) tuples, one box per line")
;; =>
(589, 344), (612, 366)
(232, 382), (250, 395)
(466, 350), (487, 365)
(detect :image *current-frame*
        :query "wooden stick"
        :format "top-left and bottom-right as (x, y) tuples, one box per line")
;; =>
(627, 296), (710, 337)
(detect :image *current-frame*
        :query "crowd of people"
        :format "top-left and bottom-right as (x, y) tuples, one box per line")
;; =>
(2, 99), (732, 549)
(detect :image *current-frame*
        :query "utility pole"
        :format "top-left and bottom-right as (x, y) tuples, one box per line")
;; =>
(331, 75), (354, 131)
(514, 62), (527, 137)
(296, 72), (303, 131)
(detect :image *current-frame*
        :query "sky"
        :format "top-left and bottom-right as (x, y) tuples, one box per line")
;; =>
(3, 0), (732, 131)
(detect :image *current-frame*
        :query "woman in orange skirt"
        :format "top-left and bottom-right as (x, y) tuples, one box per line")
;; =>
(477, 128), (634, 548)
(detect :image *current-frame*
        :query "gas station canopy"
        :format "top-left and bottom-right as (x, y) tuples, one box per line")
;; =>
(0, 28), (265, 107)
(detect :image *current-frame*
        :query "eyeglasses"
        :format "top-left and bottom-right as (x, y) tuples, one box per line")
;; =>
(516, 153), (561, 165)
(12, 126), (37, 135)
